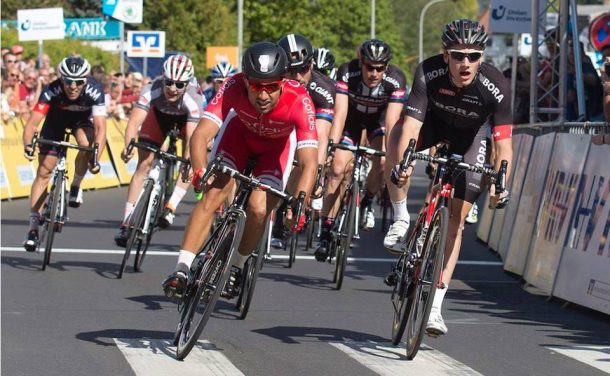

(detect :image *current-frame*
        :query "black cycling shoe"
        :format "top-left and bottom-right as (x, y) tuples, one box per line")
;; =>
(220, 266), (242, 300)
(23, 229), (39, 252)
(384, 270), (398, 287)
(162, 271), (188, 301)
(157, 207), (175, 229)
(68, 186), (83, 208)
(114, 226), (129, 248)
(314, 240), (330, 262)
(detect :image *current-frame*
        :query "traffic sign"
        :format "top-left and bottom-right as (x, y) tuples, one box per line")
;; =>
(127, 31), (166, 58)
(589, 12), (610, 52)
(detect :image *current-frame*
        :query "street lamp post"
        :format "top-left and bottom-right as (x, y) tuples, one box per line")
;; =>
(371, 0), (376, 39)
(419, 0), (446, 62)
(238, 0), (243, 70)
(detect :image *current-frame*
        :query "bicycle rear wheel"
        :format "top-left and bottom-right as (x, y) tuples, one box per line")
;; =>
(41, 176), (62, 270)
(405, 207), (448, 360)
(391, 214), (424, 345)
(334, 184), (357, 290)
(175, 217), (240, 360)
(118, 181), (152, 278)
(237, 219), (268, 318)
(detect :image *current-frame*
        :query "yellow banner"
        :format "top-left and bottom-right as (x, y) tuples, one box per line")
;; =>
(206, 46), (239, 68)
(0, 118), (37, 200)
(105, 118), (137, 185)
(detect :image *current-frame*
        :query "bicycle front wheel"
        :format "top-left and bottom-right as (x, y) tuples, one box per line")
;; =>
(237, 220), (269, 318)
(334, 184), (357, 290)
(41, 173), (63, 270)
(288, 230), (298, 268)
(405, 206), (448, 360)
(118, 181), (152, 278)
(175, 218), (239, 360)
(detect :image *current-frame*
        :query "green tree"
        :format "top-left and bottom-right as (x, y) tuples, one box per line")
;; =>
(1, 0), (100, 19)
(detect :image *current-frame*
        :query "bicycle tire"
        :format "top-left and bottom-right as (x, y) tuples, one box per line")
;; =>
(391, 214), (425, 345)
(288, 230), (297, 268)
(118, 181), (152, 278)
(405, 206), (448, 360)
(380, 186), (393, 233)
(134, 182), (164, 272)
(304, 210), (316, 251)
(237, 220), (268, 318)
(175, 218), (239, 360)
(165, 162), (176, 203)
(334, 183), (357, 290)
(41, 174), (63, 270)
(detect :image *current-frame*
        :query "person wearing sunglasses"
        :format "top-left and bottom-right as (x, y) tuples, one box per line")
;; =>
(386, 19), (513, 337)
(264, 34), (337, 250)
(313, 47), (337, 81)
(114, 54), (205, 246)
(203, 61), (238, 104)
(162, 42), (318, 301)
(314, 38), (407, 263)
(21, 56), (107, 252)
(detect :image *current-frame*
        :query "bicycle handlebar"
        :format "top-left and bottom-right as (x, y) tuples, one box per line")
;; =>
(127, 138), (189, 165)
(330, 142), (386, 157)
(30, 132), (99, 164)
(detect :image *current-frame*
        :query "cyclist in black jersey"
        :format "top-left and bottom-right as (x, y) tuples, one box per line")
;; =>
(313, 47), (337, 81)
(386, 19), (513, 337)
(22, 56), (106, 251)
(270, 34), (337, 249)
(315, 39), (407, 262)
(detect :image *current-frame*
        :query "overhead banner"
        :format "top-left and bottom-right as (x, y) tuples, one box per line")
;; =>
(102, 0), (143, 24)
(206, 46), (239, 68)
(523, 134), (590, 295)
(553, 145), (610, 314)
(65, 18), (121, 40)
(17, 7), (65, 41)
(497, 134), (534, 258)
(504, 132), (555, 275)
(489, 0), (538, 34)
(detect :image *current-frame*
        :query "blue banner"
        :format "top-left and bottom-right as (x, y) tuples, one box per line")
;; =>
(64, 18), (120, 40)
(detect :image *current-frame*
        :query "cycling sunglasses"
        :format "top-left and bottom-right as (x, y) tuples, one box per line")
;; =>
(448, 50), (483, 62)
(363, 62), (387, 72)
(164, 79), (188, 89)
(246, 79), (283, 93)
(287, 63), (312, 76)
(63, 78), (86, 86)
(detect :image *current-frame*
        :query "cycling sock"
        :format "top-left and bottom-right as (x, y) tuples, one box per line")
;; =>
(166, 186), (187, 212)
(360, 190), (375, 209)
(432, 283), (448, 311)
(29, 212), (41, 231)
(320, 217), (333, 241)
(234, 252), (249, 269)
(72, 174), (84, 188)
(175, 249), (196, 274)
(392, 198), (410, 222)
(122, 202), (135, 224)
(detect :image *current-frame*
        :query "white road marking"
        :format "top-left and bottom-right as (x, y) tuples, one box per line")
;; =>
(330, 340), (484, 375)
(0, 247), (502, 265)
(546, 345), (610, 374)
(114, 338), (244, 376)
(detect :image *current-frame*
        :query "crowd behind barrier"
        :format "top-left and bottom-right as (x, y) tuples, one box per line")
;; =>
(477, 121), (610, 316)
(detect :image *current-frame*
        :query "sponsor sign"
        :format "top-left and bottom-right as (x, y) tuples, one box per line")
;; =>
(497, 134), (534, 258)
(17, 8), (65, 41)
(65, 18), (121, 40)
(553, 145), (610, 314)
(589, 12), (610, 52)
(504, 132), (555, 275)
(102, 0), (143, 24)
(127, 31), (166, 58)
(523, 134), (590, 294)
(490, 0), (537, 34)
(206, 46), (239, 68)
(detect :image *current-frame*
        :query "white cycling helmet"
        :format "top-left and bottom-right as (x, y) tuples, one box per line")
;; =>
(163, 54), (194, 82)
(58, 56), (91, 79)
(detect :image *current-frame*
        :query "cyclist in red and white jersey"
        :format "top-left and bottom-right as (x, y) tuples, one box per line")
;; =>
(162, 42), (318, 300)
(114, 54), (205, 246)
(387, 20), (513, 336)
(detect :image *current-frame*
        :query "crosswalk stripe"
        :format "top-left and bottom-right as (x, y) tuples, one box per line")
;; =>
(0, 247), (502, 265)
(330, 340), (484, 375)
(114, 338), (244, 376)
(546, 345), (610, 373)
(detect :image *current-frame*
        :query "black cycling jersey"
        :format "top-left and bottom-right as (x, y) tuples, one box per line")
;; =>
(307, 70), (336, 123)
(405, 54), (512, 133)
(33, 77), (106, 152)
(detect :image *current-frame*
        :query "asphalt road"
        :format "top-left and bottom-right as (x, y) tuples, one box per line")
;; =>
(2, 174), (609, 376)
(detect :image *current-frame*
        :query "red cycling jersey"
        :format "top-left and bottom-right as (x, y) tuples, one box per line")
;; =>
(204, 73), (318, 190)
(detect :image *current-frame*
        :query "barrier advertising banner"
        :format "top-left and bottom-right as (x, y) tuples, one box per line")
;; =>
(523, 134), (590, 294)
(497, 134), (534, 259)
(504, 132), (555, 275)
(1, 118), (37, 199)
(488, 135), (523, 253)
(553, 145), (610, 314)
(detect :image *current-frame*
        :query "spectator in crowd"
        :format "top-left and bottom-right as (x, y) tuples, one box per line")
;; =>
(1, 48), (9, 60)
(566, 41), (604, 121)
(3, 52), (17, 71)
(38, 67), (51, 89)
(503, 56), (530, 124)
(39, 53), (52, 70)
(91, 64), (106, 83)
(11, 45), (26, 70)
(19, 67), (42, 111)
(5, 66), (21, 114)
(105, 79), (126, 121)
(1, 68), (16, 123)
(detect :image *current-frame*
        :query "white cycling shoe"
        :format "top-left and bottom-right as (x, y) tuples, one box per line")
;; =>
(383, 220), (409, 253)
(465, 203), (478, 224)
(426, 307), (448, 337)
(363, 208), (375, 230)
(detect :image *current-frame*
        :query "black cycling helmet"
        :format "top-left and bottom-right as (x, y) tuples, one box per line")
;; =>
(313, 47), (336, 72)
(359, 39), (392, 64)
(242, 42), (288, 80)
(58, 56), (91, 79)
(442, 19), (488, 49)
(277, 34), (314, 69)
